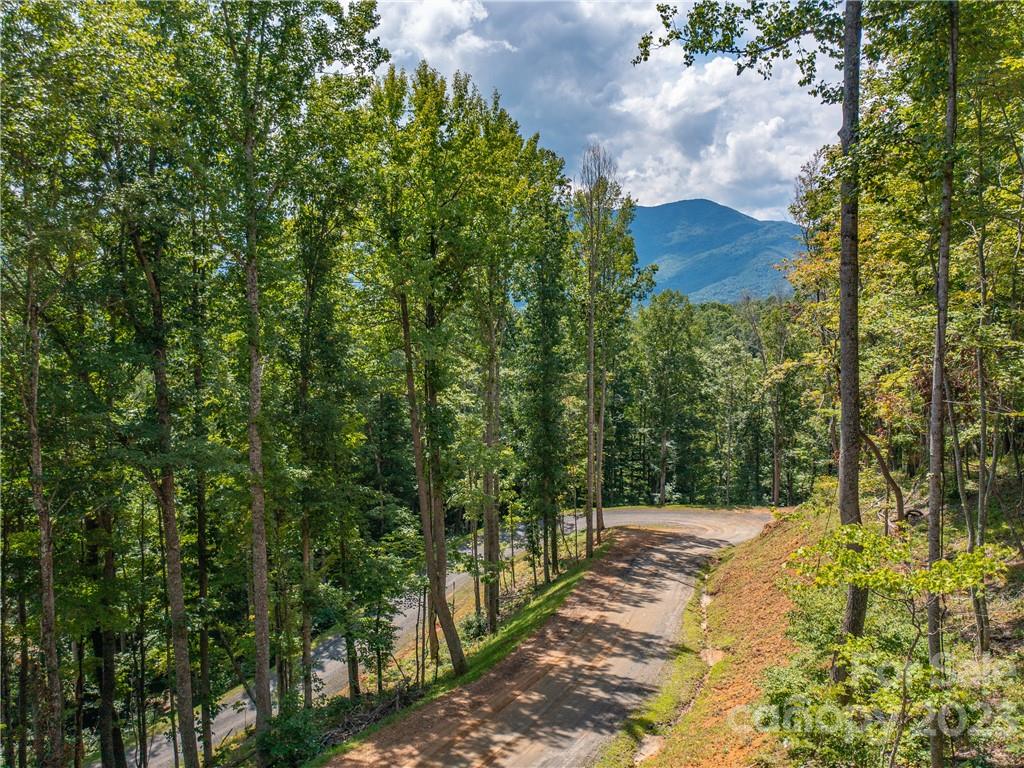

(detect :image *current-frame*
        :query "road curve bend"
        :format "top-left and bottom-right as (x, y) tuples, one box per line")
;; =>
(333, 507), (771, 767)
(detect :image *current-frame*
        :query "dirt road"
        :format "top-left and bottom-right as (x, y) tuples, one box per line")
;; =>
(332, 509), (771, 767)
(127, 507), (768, 768)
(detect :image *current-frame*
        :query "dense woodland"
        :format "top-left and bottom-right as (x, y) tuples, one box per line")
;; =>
(2, 1), (1023, 768)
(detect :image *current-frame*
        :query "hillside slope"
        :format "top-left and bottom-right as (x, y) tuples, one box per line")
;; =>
(630, 199), (802, 303)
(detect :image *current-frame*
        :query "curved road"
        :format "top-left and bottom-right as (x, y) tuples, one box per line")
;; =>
(335, 507), (771, 767)
(130, 507), (770, 768)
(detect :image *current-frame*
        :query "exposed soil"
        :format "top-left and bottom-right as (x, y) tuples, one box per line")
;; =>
(646, 508), (822, 768)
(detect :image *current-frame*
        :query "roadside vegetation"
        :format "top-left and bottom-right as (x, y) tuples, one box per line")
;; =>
(213, 532), (608, 768)
(595, 561), (710, 768)
(598, 497), (830, 768)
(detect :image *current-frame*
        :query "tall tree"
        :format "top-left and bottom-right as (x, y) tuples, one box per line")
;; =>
(359, 64), (491, 676)
(927, 4), (958, 766)
(466, 99), (525, 632)
(519, 147), (572, 582)
(101, 6), (201, 760)
(636, 0), (868, 665)
(192, 3), (385, 751)
(635, 292), (699, 506)
(573, 145), (642, 554)
(835, 0), (868, 666)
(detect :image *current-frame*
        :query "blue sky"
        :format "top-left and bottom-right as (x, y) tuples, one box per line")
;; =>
(375, 0), (840, 221)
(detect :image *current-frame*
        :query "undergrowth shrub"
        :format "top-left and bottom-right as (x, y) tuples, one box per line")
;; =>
(753, 499), (1014, 767)
(459, 611), (489, 641)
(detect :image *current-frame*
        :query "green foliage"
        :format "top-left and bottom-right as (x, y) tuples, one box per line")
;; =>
(792, 527), (1010, 598)
(755, 490), (1019, 767)
(261, 702), (324, 768)
(458, 612), (489, 642)
(4, 1), (1024, 765)
(600, 295), (825, 508)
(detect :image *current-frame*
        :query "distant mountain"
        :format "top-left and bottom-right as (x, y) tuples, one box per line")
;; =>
(629, 198), (803, 303)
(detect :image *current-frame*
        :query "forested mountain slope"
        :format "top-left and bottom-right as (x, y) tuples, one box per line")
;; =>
(630, 199), (802, 302)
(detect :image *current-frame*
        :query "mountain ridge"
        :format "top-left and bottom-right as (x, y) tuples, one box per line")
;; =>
(629, 198), (802, 303)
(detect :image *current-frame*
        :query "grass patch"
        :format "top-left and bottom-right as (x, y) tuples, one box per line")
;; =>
(305, 533), (613, 768)
(595, 560), (712, 768)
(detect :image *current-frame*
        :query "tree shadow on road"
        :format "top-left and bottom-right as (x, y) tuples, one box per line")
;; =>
(338, 528), (727, 767)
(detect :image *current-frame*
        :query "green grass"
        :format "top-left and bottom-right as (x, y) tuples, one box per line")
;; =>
(305, 535), (613, 767)
(594, 559), (715, 768)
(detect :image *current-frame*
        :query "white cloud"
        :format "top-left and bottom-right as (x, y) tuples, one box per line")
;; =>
(374, 1), (839, 221)
(376, 0), (514, 67)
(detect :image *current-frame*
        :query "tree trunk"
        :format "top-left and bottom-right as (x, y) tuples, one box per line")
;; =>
(156, 376), (199, 768)
(971, 99), (992, 654)
(92, 626), (128, 768)
(101, 506), (129, 768)
(1, 514), (16, 768)
(338, 532), (360, 700)
(658, 430), (669, 506)
(542, 503), (551, 584)
(157, 508), (180, 768)
(244, 242), (274, 752)
(397, 293), (467, 675)
(549, 481), (560, 577)
(134, 236), (200, 768)
(296, 262), (316, 711)
(425, 357), (465, 672)
(22, 268), (63, 768)
(192, 253), (214, 763)
(585, 253), (596, 559)
(88, 515), (115, 768)
(946, 384), (991, 655)
(196, 466), (213, 762)
(928, 6), (958, 767)
(345, 634), (361, 700)
(596, 367), (608, 539)
(471, 507), (482, 617)
(833, 0), (868, 685)
(425, 589), (439, 666)
(771, 397), (782, 506)
(301, 515), (313, 709)
(135, 510), (148, 768)
(17, 587), (28, 768)
(211, 628), (257, 706)
(483, 337), (501, 635)
(73, 639), (84, 768)
(861, 429), (905, 527)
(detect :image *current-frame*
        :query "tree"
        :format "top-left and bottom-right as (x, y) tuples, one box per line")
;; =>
(2, 5), (71, 758)
(572, 145), (647, 554)
(465, 98), (526, 632)
(518, 147), (572, 583)
(926, 4), (958, 765)
(635, 292), (699, 506)
(358, 63), (487, 676)
(190, 2), (385, 752)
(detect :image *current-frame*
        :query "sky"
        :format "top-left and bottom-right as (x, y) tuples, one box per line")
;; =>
(374, 0), (840, 221)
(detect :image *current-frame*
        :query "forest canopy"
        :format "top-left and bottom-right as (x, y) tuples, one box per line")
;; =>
(2, 2), (1023, 768)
